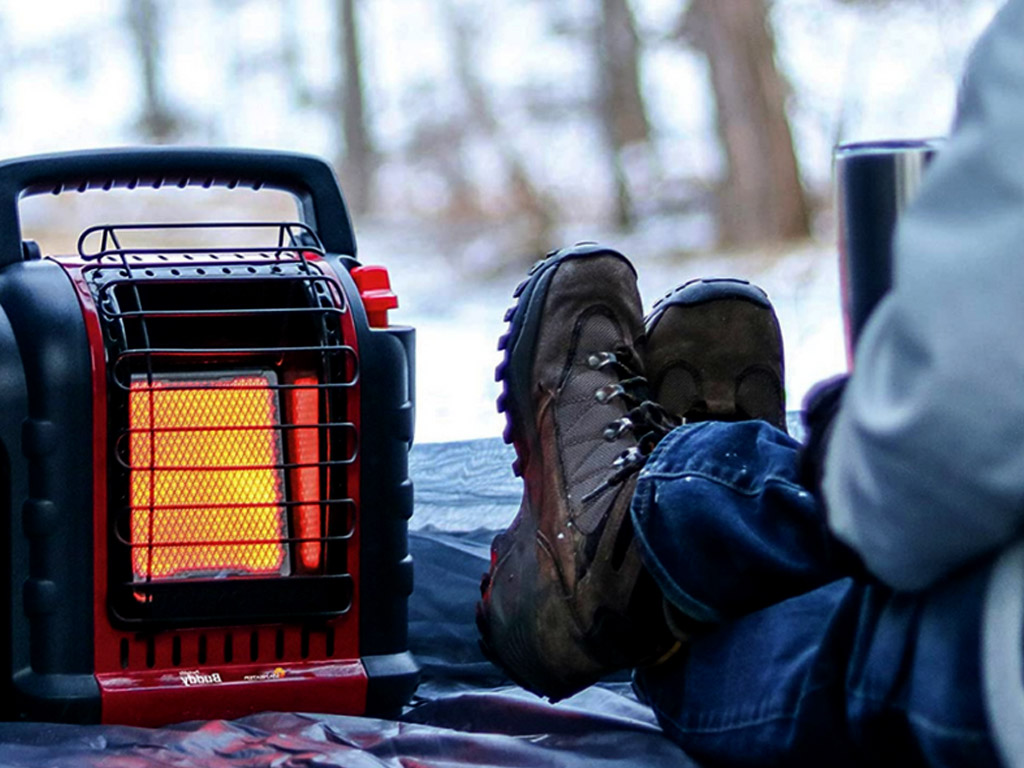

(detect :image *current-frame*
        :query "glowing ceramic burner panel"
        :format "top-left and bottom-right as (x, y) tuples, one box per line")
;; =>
(129, 372), (289, 580)
(286, 375), (322, 572)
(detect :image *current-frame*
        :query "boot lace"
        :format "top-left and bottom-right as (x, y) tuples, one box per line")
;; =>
(582, 349), (681, 502)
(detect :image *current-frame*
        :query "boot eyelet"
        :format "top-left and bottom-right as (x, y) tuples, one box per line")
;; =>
(587, 351), (617, 370)
(603, 418), (633, 441)
(595, 383), (624, 403)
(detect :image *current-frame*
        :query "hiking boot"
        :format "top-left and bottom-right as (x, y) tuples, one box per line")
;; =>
(477, 243), (678, 701)
(644, 278), (787, 431)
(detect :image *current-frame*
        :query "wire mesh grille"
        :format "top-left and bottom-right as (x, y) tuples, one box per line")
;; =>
(129, 373), (289, 580)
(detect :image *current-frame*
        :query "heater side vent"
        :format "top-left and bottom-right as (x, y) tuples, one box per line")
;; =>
(117, 626), (348, 672)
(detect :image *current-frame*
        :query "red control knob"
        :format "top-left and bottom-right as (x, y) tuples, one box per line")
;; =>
(350, 265), (399, 328)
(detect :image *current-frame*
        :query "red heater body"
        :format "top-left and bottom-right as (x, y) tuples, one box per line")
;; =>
(0, 149), (417, 725)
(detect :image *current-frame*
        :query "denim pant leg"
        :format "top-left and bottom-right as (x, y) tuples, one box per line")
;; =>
(631, 421), (860, 622)
(630, 421), (1000, 767)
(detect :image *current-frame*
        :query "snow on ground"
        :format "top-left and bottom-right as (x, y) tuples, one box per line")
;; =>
(361, 224), (847, 444)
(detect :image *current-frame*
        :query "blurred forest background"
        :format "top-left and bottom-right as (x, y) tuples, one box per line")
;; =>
(0, 0), (1002, 438)
(0, 0), (999, 266)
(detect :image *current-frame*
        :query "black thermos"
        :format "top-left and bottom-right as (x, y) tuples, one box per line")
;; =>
(834, 139), (941, 362)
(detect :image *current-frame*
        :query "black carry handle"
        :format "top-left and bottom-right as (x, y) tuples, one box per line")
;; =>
(0, 147), (357, 267)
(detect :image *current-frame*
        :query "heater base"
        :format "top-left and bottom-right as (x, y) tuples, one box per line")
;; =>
(97, 660), (368, 727)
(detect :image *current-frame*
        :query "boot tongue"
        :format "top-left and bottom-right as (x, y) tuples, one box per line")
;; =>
(555, 313), (641, 535)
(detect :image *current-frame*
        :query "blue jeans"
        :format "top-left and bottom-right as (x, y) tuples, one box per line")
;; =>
(630, 421), (1001, 767)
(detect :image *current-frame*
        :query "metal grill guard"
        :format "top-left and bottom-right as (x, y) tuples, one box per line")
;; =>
(86, 223), (358, 626)
(0, 149), (417, 726)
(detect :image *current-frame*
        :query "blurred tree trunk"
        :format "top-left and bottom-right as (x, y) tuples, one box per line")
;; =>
(595, 0), (650, 229)
(684, 0), (810, 247)
(281, 0), (312, 108)
(126, 0), (178, 142)
(444, 2), (554, 255)
(334, 0), (375, 215)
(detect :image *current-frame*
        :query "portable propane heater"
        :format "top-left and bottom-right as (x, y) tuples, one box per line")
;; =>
(0, 148), (417, 726)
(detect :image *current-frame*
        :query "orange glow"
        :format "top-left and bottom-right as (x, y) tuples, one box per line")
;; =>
(286, 376), (322, 572)
(130, 373), (288, 580)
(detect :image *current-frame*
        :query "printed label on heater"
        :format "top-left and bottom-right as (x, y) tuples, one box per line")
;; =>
(178, 669), (223, 687)
(242, 667), (288, 682)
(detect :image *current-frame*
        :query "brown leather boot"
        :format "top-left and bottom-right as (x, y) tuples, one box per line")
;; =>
(477, 244), (678, 701)
(644, 278), (787, 431)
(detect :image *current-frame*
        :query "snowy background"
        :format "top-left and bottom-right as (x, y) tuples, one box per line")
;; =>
(0, 0), (1003, 442)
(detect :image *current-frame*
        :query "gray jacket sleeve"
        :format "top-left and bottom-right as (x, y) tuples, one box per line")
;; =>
(823, 0), (1024, 591)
